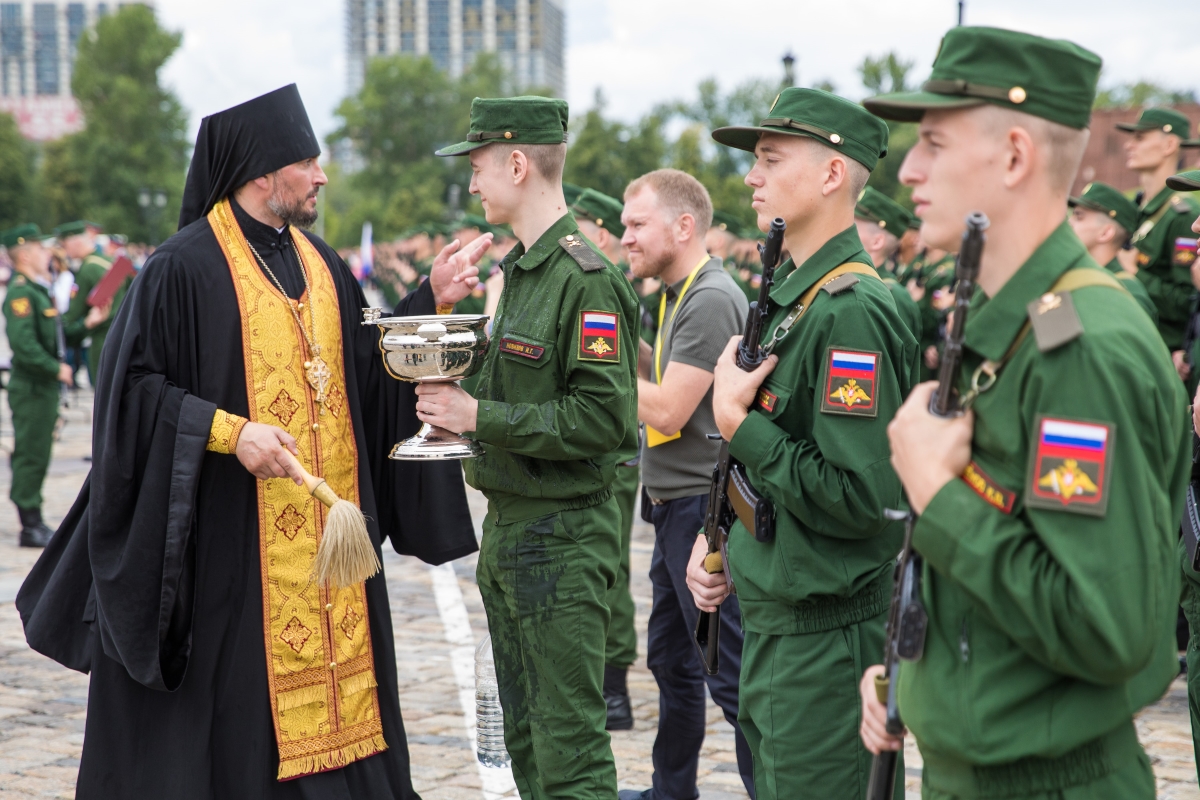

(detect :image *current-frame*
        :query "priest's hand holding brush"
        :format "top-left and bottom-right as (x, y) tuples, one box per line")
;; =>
(236, 421), (380, 588)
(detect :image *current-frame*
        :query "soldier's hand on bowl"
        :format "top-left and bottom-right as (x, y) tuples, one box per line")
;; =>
(415, 382), (478, 434)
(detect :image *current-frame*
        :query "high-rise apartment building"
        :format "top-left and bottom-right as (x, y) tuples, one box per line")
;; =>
(346, 0), (565, 98)
(0, 2), (148, 140)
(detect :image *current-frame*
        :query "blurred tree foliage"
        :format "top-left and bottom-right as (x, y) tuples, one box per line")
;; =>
(325, 53), (548, 246)
(859, 52), (920, 210)
(0, 6), (187, 241)
(1094, 81), (1197, 109)
(44, 5), (187, 242)
(0, 113), (35, 230)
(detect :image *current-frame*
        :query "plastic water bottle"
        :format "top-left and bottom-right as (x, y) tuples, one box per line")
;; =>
(475, 635), (511, 767)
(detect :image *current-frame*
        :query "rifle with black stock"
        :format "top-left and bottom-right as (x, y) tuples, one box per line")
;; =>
(865, 212), (988, 800)
(693, 217), (786, 676)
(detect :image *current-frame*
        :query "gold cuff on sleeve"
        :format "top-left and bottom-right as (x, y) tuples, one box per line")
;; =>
(208, 409), (249, 454)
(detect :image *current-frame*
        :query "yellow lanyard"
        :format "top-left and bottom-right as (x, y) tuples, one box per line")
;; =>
(654, 255), (709, 383)
(646, 256), (708, 448)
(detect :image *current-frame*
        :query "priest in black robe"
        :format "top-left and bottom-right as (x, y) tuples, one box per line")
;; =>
(16, 85), (491, 799)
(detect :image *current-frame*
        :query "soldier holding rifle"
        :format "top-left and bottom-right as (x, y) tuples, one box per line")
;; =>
(860, 27), (1189, 800)
(685, 87), (918, 799)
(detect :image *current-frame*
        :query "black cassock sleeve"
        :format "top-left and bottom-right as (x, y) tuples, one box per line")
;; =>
(18, 246), (213, 691)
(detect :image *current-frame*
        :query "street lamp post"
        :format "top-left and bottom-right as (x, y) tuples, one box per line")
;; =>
(782, 52), (796, 88)
(138, 187), (168, 246)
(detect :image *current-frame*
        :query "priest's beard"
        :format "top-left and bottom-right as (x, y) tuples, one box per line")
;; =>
(268, 183), (320, 229)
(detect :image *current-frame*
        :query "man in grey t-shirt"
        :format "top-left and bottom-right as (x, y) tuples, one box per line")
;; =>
(617, 169), (753, 800)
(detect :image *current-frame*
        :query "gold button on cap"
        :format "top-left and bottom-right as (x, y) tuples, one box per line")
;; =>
(504, 131), (513, 139)
(1164, 124), (1174, 133)
(829, 133), (842, 144)
(1008, 86), (1027, 104)
(1109, 209), (1117, 217)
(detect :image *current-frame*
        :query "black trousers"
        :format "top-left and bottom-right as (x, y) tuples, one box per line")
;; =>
(647, 493), (755, 800)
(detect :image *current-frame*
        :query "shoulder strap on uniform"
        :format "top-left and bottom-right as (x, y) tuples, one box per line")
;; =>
(1132, 192), (1179, 244)
(559, 235), (608, 272)
(795, 261), (879, 317)
(1023, 267), (1129, 353)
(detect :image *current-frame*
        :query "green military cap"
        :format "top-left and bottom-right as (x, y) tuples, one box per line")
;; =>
(855, 186), (913, 235)
(712, 87), (889, 171)
(1168, 170), (1200, 192)
(1115, 108), (1198, 145)
(1068, 181), (1139, 234)
(863, 27), (1101, 130)
(53, 220), (101, 238)
(1, 224), (42, 249)
(563, 182), (584, 206)
(435, 96), (569, 157)
(571, 188), (625, 238)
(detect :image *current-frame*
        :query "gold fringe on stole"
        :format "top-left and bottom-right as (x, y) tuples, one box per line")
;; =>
(207, 199), (386, 780)
(277, 734), (390, 781)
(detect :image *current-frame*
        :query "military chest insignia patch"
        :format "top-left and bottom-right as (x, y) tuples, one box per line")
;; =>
(1175, 238), (1198, 267)
(1026, 417), (1113, 516)
(579, 311), (620, 362)
(499, 338), (546, 360)
(8, 297), (30, 318)
(1136, 251), (1151, 268)
(756, 388), (778, 412)
(961, 461), (1015, 514)
(821, 348), (879, 417)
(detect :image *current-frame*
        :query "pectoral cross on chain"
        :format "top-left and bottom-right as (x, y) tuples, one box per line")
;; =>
(306, 345), (332, 413)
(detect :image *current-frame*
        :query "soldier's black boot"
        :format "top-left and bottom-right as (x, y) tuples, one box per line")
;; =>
(603, 664), (633, 731)
(17, 507), (52, 548)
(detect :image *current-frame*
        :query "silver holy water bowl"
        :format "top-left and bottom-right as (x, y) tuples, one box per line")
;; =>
(362, 308), (490, 460)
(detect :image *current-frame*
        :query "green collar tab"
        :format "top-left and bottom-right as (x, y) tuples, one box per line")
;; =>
(436, 96), (569, 157)
(712, 87), (889, 171)
(863, 26), (1101, 130)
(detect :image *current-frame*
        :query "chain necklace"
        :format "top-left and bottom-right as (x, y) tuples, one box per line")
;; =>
(246, 237), (332, 414)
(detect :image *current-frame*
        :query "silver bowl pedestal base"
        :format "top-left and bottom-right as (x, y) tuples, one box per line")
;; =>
(389, 422), (484, 461)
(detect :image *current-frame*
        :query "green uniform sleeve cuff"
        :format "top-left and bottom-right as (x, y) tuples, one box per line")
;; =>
(912, 478), (986, 573)
(472, 399), (507, 446)
(728, 410), (787, 465)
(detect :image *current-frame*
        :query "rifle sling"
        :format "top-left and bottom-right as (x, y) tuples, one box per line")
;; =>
(962, 268), (1128, 407)
(763, 262), (880, 354)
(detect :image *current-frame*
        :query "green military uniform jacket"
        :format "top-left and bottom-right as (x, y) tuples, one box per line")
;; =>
(1132, 186), (1200, 349)
(4, 275), (61, 383)
(464, 214), (640, 523)
(899, 222), (1188, 769)
(63, 251), (129, 378)
(1103, 257), (1157, 326)
(726, 226), (918, 633)
(877, 263), (922, 341)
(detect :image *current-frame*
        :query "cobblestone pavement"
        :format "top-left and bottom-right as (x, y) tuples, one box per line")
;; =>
(0, 390), (1195, 799)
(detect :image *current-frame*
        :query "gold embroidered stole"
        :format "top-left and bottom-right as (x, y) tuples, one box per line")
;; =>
(208, 199), (385, 780)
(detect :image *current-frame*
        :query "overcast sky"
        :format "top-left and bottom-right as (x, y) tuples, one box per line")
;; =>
(156, 0), (1200, 146)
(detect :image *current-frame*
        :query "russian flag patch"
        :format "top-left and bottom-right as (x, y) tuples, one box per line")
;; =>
(1175, 238), (1198, 267)
(1026, 416), (1114, 516)
(821, 348), (880, 417)
(579, 310), (620, 362)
